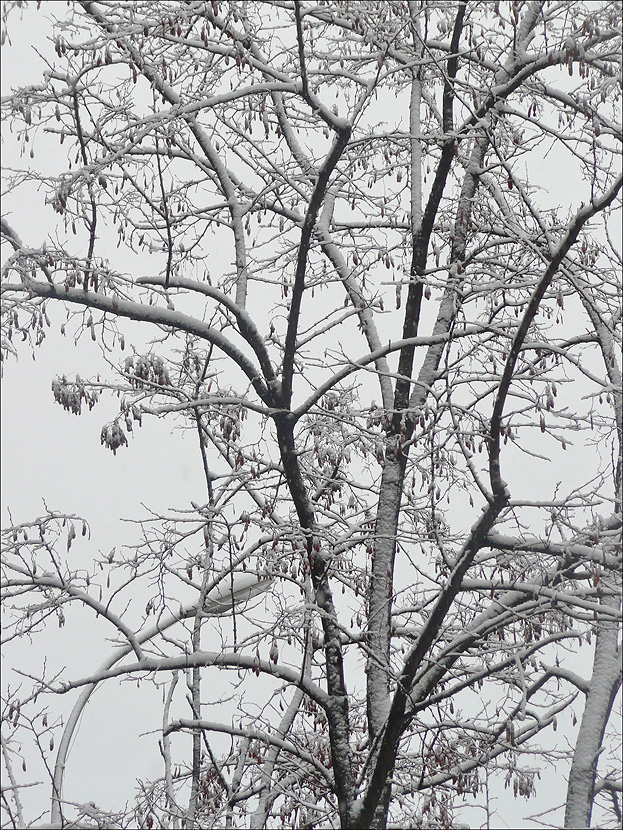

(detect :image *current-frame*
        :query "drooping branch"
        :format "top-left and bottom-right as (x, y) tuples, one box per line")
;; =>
(2, 266), (272, 405)
(166, 718), (333, 788)
(136, 275), (279, 400)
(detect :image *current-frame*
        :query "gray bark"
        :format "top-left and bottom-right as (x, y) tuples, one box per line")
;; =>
(564, 581), (622, 828)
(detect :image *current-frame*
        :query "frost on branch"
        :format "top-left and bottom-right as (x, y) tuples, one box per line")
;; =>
(123, 354), (171, 389)
(51, 375), (99, 415)
(100, 420), (128, 455)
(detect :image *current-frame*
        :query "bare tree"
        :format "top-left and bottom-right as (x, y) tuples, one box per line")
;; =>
(1, 2), (621, 828)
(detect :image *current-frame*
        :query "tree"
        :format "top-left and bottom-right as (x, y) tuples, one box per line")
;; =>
(1, 1), (621, 828)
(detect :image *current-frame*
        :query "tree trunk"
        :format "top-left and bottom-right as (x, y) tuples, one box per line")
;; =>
(564, 583), (622, 828)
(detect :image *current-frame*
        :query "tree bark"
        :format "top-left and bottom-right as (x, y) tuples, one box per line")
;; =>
(564, 582), (622, 829)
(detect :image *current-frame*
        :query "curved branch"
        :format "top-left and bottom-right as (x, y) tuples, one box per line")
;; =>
(4, 574), (143, 660)
(2, 276), (271, 404)
(53, 651), (327, 704)
(166, 718), (333, 788)
(136, 275), (278, 397)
